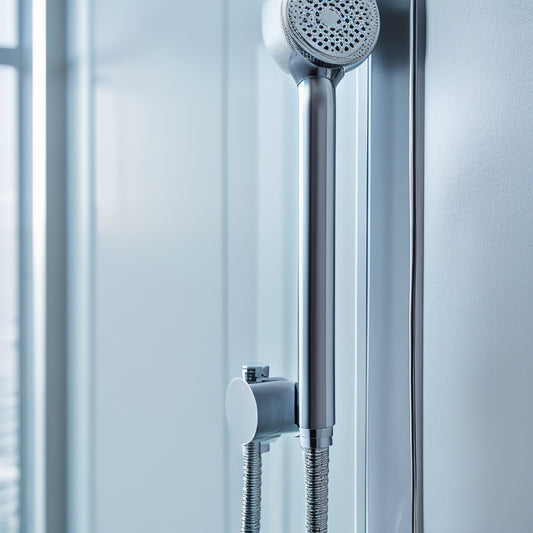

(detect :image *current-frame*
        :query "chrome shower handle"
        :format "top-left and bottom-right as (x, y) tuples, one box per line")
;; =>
(297, 75), (337, 450)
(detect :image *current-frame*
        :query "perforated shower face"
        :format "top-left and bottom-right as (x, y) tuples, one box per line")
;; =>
(283, 0), (380, 68)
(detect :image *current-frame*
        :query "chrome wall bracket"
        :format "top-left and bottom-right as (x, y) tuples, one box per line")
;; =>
(226, 363), (298, 533)
(226, 363), (298, 447)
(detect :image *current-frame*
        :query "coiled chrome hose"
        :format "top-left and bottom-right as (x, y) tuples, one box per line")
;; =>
(303, 448), (330, 533)
(241, 442), (262, 533)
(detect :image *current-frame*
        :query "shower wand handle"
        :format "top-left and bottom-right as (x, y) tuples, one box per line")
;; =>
(298, 75), (336, 450)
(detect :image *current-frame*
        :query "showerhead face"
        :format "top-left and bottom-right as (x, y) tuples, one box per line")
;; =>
(263, 0), (380, 75)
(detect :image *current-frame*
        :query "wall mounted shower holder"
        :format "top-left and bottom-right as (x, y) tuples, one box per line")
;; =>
(226, 363), (298, 447)
(226, 364), (298, 533)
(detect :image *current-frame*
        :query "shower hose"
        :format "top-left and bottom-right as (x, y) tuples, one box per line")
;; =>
(304, 448), (329, 533)
(241, 444), (329, 533)
(241, 442), (262, 533)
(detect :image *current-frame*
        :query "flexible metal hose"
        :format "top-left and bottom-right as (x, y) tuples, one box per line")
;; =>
(303, 447), (329, 533)
(241, 442), (262, 533)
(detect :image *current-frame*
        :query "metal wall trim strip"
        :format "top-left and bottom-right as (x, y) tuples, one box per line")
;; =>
(409, 1), (426, 531)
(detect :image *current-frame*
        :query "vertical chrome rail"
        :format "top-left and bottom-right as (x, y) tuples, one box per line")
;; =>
(297, 76), (336, 451)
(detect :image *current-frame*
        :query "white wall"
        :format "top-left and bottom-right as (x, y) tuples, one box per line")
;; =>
(424, 1), (533, 531)
(91, 1), (226, 531)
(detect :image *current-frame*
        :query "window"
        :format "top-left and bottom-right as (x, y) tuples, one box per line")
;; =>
(0, 29), (20, 533)
(0, 0), (18, 48)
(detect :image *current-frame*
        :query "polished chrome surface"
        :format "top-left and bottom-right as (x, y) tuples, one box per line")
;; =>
(289, 55), (345, 86)
(298, 76), (336, 450)
(303, 447), (329, 533)
(242, 363), (270, 383)
(241, 442), (262, 533)
(409, 1), (425, 531)
(226, 376), (298, 445)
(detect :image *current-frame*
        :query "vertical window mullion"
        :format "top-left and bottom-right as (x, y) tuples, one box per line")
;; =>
(19, 0), (34, 530)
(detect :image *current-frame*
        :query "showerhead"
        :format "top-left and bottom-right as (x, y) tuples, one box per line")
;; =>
(263, 0), (380, 80)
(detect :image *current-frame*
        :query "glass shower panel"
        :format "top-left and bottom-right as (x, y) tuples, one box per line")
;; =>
(0, 65), (20, 533)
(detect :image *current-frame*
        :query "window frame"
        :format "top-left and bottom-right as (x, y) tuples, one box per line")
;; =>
(0, 1), (69, 532)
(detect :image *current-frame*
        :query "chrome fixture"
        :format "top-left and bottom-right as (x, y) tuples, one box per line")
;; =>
(226, 364), (298, 533)
(227, 1), (380, 531)
(263, 0), (380, 453)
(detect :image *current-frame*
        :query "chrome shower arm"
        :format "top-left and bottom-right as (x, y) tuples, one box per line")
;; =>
(298, 75), (336, 450)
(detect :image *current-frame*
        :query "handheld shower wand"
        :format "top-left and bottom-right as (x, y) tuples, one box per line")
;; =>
(262, 1), (380, 530)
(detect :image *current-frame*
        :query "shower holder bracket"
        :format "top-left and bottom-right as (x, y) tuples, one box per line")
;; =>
(226, 363), (298, 447)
